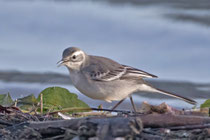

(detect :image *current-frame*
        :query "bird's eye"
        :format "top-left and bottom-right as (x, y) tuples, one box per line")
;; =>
(72, 55), (76, 59)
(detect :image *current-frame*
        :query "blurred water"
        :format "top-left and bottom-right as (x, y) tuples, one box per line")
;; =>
(0, 0), (210, 83)
(0, 80), (204, 109)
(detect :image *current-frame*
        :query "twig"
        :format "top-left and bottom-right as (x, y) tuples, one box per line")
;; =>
(73, 111), (111, 116)
(142, 129), (161, 136)
(58, 112), (73, 120)
(91, 107), (133, 113)
(41, 93), (43, 114)
(47, 107), (133, 115)
(14, 99), (18, 107)
(0, 120), (12, 126)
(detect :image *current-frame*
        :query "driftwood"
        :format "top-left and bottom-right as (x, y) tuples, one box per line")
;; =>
(166, 123), (210, 130)
(1, 114), (210, 139)
(27, 114), (210, 129)
(140, 113), (210, 128)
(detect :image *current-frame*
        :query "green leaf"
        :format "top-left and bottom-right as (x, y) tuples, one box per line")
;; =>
(201, 99), (210, 108)
(17, 94), (38, 111)
(37, 87), (89, 113)
(0, 93), (13, 107)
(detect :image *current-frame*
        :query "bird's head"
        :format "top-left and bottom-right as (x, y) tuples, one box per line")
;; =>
(57, 47), (87, 71)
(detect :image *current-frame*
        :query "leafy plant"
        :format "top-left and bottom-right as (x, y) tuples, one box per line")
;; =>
(37, 87), (89, 113)
(200, 99), (210, 108)
(17, 94), (38, 111)
(0, 93), (13, 107)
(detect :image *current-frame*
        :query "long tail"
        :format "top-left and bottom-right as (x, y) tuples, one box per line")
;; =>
(140, 83), (197, 105)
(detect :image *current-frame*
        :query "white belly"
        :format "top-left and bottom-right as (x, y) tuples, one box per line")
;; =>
(69, 71), (137, 102)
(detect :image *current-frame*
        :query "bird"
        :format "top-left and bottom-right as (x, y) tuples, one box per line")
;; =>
(57, 47), (197, 112)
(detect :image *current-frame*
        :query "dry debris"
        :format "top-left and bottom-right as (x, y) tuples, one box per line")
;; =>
(0, 103), (210, 139)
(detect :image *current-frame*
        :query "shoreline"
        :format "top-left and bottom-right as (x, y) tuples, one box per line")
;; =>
(1, 70), (210, 85)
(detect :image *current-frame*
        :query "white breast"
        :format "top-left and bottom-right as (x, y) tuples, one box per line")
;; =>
(69, 70), (137, 102)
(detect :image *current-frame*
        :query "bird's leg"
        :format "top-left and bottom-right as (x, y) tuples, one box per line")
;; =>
(129, 96), (137, 113)
(111, 98), (126, 111)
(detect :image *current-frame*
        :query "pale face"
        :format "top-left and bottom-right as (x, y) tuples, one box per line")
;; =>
(58, 47), (86, 71)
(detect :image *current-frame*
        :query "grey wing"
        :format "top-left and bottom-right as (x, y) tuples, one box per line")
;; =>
(82, 56), (157, 82)
(91, 66), (126, 81)
(82, 56), (127, 82)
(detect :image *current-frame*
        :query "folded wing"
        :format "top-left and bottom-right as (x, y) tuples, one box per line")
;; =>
(83, 56), (157, 82)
